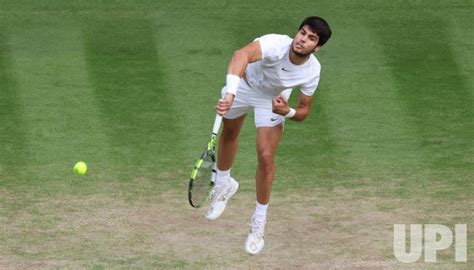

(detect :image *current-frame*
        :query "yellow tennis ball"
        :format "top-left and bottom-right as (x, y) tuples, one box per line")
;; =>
(73, 161), (87, 175)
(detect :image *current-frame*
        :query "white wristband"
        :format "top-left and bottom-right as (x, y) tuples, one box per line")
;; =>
(285, 108), (296, 118)
(226, 74), (240, 95)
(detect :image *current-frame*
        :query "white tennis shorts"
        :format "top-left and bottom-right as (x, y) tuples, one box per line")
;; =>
(220, 79), (292, 128)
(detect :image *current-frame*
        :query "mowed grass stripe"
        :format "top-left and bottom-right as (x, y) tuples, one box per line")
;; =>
(316, 9), (432, 194)
(150, 8), (230, 168)
(450, 7), (474, 93)
(82, 17), (181, 183)
(5, 18), (111, 186)
(0, 29), (29, 180)
(370, 5), (473, 198)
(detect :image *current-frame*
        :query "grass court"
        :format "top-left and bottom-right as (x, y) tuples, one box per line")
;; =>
(0, 0), (472, 268)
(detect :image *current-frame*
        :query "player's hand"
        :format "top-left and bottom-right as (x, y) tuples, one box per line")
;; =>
(272, 96), (290, 116)
(216, 93), (234, 116)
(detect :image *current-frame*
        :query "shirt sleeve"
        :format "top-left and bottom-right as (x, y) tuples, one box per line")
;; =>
(255, 34), (291, 61)
(300, 73), (320, 96)
(280, 88), (293, 101)
(299, 58), (322, 96)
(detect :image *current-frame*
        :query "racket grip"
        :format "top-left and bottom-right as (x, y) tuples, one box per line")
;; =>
(211, 163), (217, 184)
(212, 114), (223, 135)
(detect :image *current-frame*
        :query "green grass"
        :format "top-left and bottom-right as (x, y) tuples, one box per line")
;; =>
(0, 0), (472, 268)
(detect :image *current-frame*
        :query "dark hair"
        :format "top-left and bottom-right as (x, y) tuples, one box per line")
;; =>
(299, 16), (332, 47)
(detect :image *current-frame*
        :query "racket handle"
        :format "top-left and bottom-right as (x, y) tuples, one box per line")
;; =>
(212, 114), (223, 135)
(211, 163), (217, 184)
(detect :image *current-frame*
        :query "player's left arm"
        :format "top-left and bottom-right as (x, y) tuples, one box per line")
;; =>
(272, 91), (314, 122)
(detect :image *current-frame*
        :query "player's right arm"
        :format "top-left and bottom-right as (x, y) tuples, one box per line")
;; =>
(227, 41), (262, 77)
(216, 41), (262, 116)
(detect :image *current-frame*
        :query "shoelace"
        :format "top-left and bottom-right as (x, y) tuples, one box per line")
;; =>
(249, 219), (265, 239)
(210, 185), (224, 202)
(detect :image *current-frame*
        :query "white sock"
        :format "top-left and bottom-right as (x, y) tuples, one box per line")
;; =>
(215, 168), (231, 186)
(253, 201), (268, 224)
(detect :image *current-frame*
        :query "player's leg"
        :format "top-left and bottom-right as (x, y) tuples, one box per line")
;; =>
(245, 106), (285, 254)
(206, 85), (249, 221)
(255, 124), (283, 205)
(216, 83), (251, 176)
(217, 114), (247, 173)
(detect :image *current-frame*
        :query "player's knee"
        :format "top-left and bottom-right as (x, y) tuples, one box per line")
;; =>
(257, 152), (275, 169)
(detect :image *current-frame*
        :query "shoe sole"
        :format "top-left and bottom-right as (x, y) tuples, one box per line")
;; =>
(245, 239), (264, 255)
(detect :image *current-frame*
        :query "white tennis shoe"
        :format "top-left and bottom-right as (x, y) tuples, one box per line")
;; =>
(245, 217), (266, 255)
(205, 177), (239, 220)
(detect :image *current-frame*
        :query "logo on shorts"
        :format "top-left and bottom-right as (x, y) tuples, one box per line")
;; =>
(271, 117), (279, 121)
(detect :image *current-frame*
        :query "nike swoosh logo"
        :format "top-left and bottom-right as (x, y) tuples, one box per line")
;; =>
(281, 67), (291, 72)
(271, 117), (279, 121)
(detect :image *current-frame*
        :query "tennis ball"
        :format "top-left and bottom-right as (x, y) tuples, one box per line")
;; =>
(73, 161), (87, 175)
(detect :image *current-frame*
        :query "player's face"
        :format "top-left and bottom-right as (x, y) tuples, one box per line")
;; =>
(292, 25), (320, 57)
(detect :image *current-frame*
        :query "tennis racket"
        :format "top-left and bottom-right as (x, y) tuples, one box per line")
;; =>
(188, 114), (223, 208)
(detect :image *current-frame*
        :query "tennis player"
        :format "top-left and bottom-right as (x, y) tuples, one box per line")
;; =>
(206, 16), (332, 255)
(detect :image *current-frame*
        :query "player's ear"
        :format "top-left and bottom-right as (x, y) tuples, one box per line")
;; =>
(314, 45), (321, 52)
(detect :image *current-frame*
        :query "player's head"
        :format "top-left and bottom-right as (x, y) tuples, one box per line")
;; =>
(292, 16), (332, 56)
(300, 16), (332, 47)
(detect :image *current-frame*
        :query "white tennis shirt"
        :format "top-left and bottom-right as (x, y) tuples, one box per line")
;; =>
(245, 34), (321, 99)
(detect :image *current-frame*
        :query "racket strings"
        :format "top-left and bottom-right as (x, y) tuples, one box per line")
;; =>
(190, 156), (215, 207)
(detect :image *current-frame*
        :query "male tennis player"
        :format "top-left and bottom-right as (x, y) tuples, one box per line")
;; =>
(206, 16), (332, 255)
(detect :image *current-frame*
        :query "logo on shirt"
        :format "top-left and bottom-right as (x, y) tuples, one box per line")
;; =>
(281, 67), (291, 72)
(271, 117), (279, 121)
